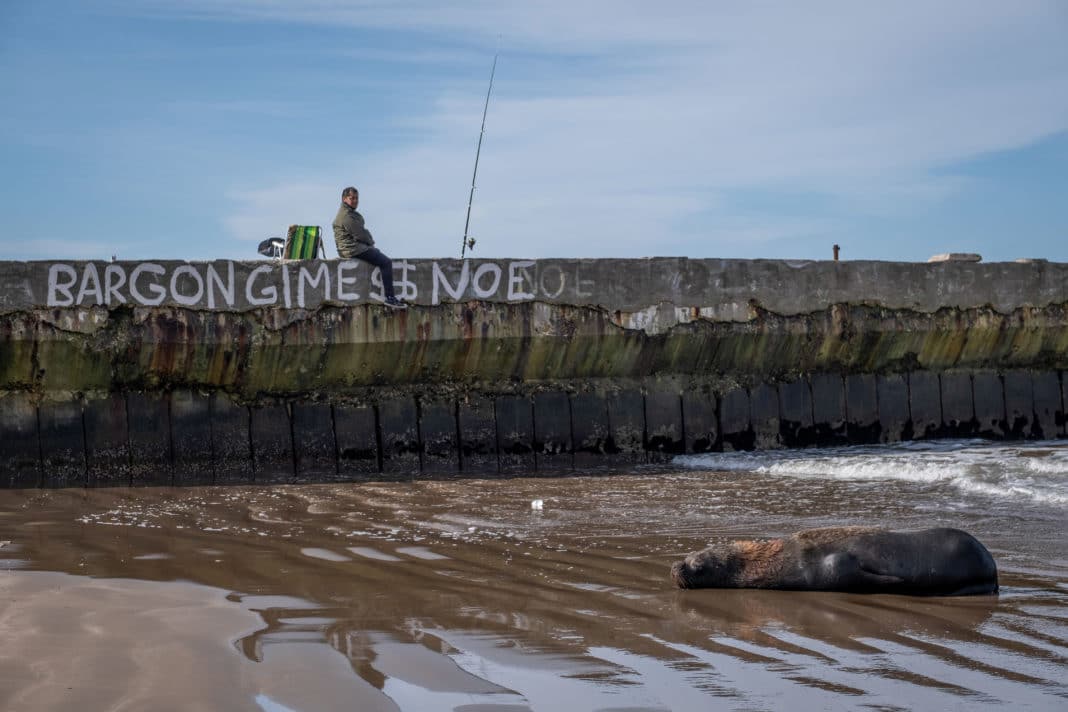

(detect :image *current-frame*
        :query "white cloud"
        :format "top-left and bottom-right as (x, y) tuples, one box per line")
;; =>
(224, 181), (340, 241)
(198, 1), (1068, 258)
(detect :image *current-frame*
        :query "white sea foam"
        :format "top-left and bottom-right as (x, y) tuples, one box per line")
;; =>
(675, 439), (1068, 506)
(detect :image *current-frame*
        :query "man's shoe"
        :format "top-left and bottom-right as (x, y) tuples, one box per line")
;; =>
(383, 296), (408, 309)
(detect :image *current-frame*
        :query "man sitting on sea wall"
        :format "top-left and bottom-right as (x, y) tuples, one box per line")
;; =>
(332, 186), (407, 309)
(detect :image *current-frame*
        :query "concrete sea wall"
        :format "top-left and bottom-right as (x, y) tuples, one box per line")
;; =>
(1, 257), (1066, 486)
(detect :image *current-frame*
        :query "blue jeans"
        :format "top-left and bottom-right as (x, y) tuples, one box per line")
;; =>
(356, 247), (396, 299)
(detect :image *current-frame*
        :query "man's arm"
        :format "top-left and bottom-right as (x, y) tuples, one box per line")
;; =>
(345, 211), (375, 247)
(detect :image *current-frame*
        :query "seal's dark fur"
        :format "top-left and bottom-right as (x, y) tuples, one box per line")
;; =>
(671, 527), (998, 596)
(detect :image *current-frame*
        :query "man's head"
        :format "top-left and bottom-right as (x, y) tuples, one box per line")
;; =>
(341, 186), (359, 209)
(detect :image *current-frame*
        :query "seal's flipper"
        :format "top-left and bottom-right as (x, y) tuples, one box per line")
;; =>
(857, 566), (904, 587)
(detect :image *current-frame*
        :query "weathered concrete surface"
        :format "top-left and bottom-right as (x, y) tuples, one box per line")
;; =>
(379, 397), (419, 476)
(495, 395), (534, 474)
(974, 372), (1007, 439)
(126, 391), (171, 486)
(909, 371), (942, 440)
(1062, 375), (1068, 439)
(8, 258), (1068, 315)
(750, 383), (780, 450)
(607, 388), (645, 462)
(292, 402), (337, 482)
(811, 374), (847, 446)
(210, 394), (253, 485)
(84, 393), (129, 487)
(170, 390), (213, 486)
(417, 396), (459, 475)
(250, 401), (293, 483)
(941, 373), (975, 438)
(1003, 371), (1034, 439)
(2, 257), (1067, 486)
(532, 391), (572, 472)
(682, 387), (717, 453)
(571, 390), (610, 468)
(37, 399), (84, 487)
(876, 374), (910, 443)
(778, 378), (814, 448)
(644, 378), (684, 457)
(719, 387), (751, 452)
(458, 396), (498, 474)
(845, 374), (879, 444)
(4, 260), (1068, 400)
(334, 403), (379, 479)
(0, 392), (39, 488)
(1033, 372), (1064, 439)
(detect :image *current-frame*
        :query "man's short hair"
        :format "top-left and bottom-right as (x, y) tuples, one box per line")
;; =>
(341, 186), (358, 200)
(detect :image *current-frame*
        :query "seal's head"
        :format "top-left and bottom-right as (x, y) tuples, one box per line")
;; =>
(670, 560), (691, 588)
(671, 547), (740, 589)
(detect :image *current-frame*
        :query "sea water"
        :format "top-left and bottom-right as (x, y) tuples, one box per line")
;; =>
(676, 438), (1068, 508)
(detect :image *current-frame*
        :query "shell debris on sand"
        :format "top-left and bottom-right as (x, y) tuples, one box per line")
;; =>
(531, 499), (544, 510)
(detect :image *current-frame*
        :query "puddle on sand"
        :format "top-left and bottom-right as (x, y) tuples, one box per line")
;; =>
(395, 546), (450, 560)
(347, 546), (404, 562)
(300, 548), (351, 563)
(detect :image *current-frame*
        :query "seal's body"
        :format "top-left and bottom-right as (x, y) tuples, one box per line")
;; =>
(671, 527), (998, 596)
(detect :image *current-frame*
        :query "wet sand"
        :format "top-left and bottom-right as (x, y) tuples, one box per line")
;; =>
(1, 467), (1066, 711)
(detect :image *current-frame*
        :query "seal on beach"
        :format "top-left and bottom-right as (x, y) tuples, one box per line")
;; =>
(671, 527), (998, 595)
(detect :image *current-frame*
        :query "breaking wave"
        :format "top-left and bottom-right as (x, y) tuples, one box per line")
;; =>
(675, 439), (1068, 506)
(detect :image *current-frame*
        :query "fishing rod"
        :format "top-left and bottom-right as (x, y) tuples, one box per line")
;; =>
(461, 50), (498, 259)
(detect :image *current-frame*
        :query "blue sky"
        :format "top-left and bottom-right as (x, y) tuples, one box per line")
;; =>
(2, 1), (1066, 263)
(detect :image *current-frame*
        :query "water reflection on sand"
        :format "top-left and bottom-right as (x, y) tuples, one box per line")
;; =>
(0, 465), (1066, 711)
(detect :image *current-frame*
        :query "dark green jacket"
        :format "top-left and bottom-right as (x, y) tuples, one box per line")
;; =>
(333, 203), (375, 258)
